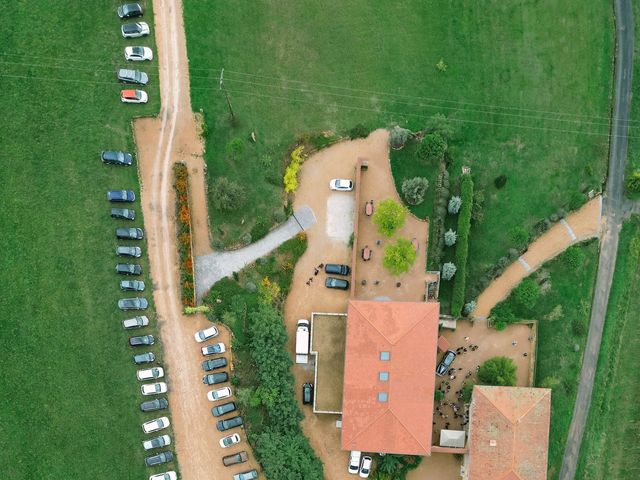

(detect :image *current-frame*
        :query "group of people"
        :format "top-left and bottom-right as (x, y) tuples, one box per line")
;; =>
(305, 263), (324, 286)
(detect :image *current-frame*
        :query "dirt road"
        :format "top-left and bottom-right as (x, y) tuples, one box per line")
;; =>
(133, 0), (257, 479)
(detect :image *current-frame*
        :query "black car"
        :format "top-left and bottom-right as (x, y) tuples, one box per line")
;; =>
(144, 450), (173, 467)
(116, 263), (142, 275)
(302, 383), (314, 405)
(117, 68), (149, 85)
(130, 335), (155, 347)
(202, 357), (228, 372)
(216, 415), (243, 432)
(117, 3), (143, 19)
(202, 372), (229, 385)
(118, 297), (149, 310)
(140, 398), (168, 412)
(211, 401), (237, 417)
(222, 451), (248, 467)
(101, 150), (133, 166)
(116, 245), (142, 257)
(107, 190), (136, 202)
(325, 277), (349, 290)
(111, 208), (136, 220)
(436, 349), (457, 376)
(324, 264), (351, 276)
(133, 352), (156, 364)
(116, 227), (144, 240)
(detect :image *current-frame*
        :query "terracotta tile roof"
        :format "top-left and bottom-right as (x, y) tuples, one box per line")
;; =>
(341, 300), (439, 455)
(467, 386), (551, 480)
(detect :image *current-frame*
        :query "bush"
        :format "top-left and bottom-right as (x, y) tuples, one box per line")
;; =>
(462, 382), (474, 402)
(442, 262), (457, 281)
(348, 124), (370, 139)
(448, 195), (462, 215)
(572, 319), (587, 336)
(434, 390), (445, 401)
(253, 428), (323, 480)
(463, 300), (477, 317)
(383, 238), (417, 275)
(173, 163), (196, 307)
(373, 199), (407, 237)
(417, 133), (447, 163)
(471, 189), (485, 223)
(389, 126), (411, 150)
(244, 281), (257, 293)
(283, 146), (306, 193)
(494, 174), (507, 189)
(626, 170), (640, 192)
(490, 302), (516, 328)
(513, 279), (539, 309)
(212, 177), (246, 211)
(478, 356), (517, 387)
(272, 210), (287, 224)
(401, 177), (429, 205)
(242, 233), (252, 245)
(251, 220), (270, 241)
(510, 226), (530, 250)
(451, 174), (474, 315)
(444, 229), (457, 247)
(425, 113), (455, 140)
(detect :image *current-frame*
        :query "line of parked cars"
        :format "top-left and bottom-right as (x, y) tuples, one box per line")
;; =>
(117, 3), (152, 104)
(324, 263), (351, 290)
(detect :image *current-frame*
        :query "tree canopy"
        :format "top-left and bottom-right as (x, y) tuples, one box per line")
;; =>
(383, 238), (417, 275)
(373, 199), (407, 237)
(478, 356), (517, 386)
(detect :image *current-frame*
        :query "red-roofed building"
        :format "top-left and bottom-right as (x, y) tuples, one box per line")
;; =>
(341, 300), (440, 456)
(464, 386), (551, 480)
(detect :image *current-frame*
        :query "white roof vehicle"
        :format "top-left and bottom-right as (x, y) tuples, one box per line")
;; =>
(219, 433), (241, 448)
(124, 46), (153, 61)
(142, 416), (170, 434)
(207, 387), (233, 402)
(359, 456), (372, 478)
(122, 315), (148, 329)
(194, 326), (219, 342)
(149, 471), (177, 480)
(142, 434), (171, 451)
(329, 178), (354, 191)
(137, 367), (164, 381)
(201, 342), (226, 356)
(348, 451), (361, 474)
(141, 382), (168, 396)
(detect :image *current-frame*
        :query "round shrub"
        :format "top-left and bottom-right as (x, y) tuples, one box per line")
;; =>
(444, 229), (457, 247)
(442, 262), (457, 281)
(478, 356), (517, 386)
(244, 281), (257, 293)
(212, 239), (224, 250)
(463, 300), (477, 317)
(510, 226), (530, 250)
(389, 126), (411, 150)
(507, 248), (520, 261)
(494, 174), (507, 189)
(418, 133), (447, 163)
(242, 233), (252, 245)
(348, 124), (370, 139)
(448, 196), (462, 215)
(401, 177), (429, 205)
(212, 177), (246, 212)
(513, 278), (540, 309)
(272, 210), (287, 223)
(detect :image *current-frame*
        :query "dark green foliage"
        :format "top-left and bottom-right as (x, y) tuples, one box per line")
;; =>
(212, 176), (246, 211)
(568, 191), (585, 210)
(434, 390), (445, 401)
(226, 137), (245, 159)
(478, 356), (517, 386)
(252, 428), (323, 480)
(424, 113), (455, 140)
(389, 126), (411, 149)
(471, 189), (485, 223)
(494, 174), (507, 189)
(251, 220), (270, 241)
(348, 124), (370, 139)
(462, 382), (475, 402)
(490, 302), (516, 330)
(417, 133), (447, 163)
(375, 454), (423, 479)
(513, 278), (540, 310)
(401, 177), (429, 205)
(510, 226), (530, 250)
(451, 174), (473, 316)
(626, 171), (640, 192)
(572, 319), (587, 336)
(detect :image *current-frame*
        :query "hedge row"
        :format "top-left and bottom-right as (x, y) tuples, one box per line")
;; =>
(451, 174), (473, 316)
(173, 163), (196, 307)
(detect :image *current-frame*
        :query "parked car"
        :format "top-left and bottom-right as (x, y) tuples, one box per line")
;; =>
(121, 21), (149, 38)
(194, 326), (219, 342)
(233, 470), (258, 480)
(123, 315), (149, 329)
(120, 279), (145, 291)
(207, 386), (232, 402)
(116, 245), (142, 257)
(218, 433), (241, 448)
(130, 335), (155, 347)
(117, 3), (143, 19)
(149, 472), (177, 480)
(359, 456), (373, 478)
(140, 397), (168, 412)
(142, 416), (170, 434)
(117, 68), (149, 85)
(216, 415), (243, 432)
(324, 263), (351, 276)
(141, 382), (168, 396)
(119, 297), (148, 310)
(436, 349), (457, 376)
(201, 342), (226, 356)
(302, 383), (313, 405)
(137, 367), (164, 381)
(348, 451), (362, 474)
(108, 189), (136, 202)
(101, 150), (133, 166)
(222, 450), (248, 467)
(325, 277), (349, 290)
(121, 89), (148, 104)
(116, 263), (142, 275)
(133, 352), (155, 364)
(143, 434), (171, 451)
(145, 451), (173, 467)
(116, 227), (144, 240)
(111, 208), (135, 220)
(329, 179), (353, 191)
(125, 46), (153, 61)
(202, 372), (228, 385)
(211, 401), (237, 417)
(202, 357), (227, 372)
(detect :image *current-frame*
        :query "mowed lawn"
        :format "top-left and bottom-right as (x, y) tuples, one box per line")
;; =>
(185, 1), (613, 285)
(577, 216), (640, 479)
(0, 1), (164, 478)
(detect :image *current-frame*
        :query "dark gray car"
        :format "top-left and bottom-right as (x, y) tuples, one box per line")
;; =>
(116, 227), (144, 240)
(324, 264), (351, 276)
(118, 297), (149, 310)
(211, 401), (237, 417)
(117, 68), (149, 85)
(133, 352), (155, 364)
(216, 415), (243, 432)
(117, 3), (143, 19)
(116, 263), (142, 275)
(130, 335), (155, 347)
(107, 190), (136, 202)
(202, 357), (227, 372)
(222, 451), (248, 467)
(111, 208), (135, 220)
(120, 279), (145, 291)
(101, 150), (133, 166)
(325, 277), (349, 290)
(144, 450), (173, 467)
(436, 349), (457, 376)
(202, 372), (228, 385)
(140, 398), (168, 412)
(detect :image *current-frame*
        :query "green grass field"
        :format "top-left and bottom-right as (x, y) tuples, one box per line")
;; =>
(185, 1), (613, 294)
(576, 216), (640, 479)
(493, 240), (599, 478)
(625, 2), (640, 198)
(0, 2), (171, 478)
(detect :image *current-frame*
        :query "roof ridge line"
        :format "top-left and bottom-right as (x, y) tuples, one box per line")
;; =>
(478, 387), (516, 424)
(348, 406), (391, 444)
(514, 389), (551, 423)
(388, 405), (431, 454)
(351, 301), (395, 344)
(351, 301), (433, 346)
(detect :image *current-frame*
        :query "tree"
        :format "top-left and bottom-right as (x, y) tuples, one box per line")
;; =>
(510, 225), (529, 249)
(373, 199), (407, 237)
(401, 177), (429, 205)
(626, 170), (640, 192)
(463, 300), (477, 316)
(253, 427), (324, 480)
(478, 356), (517, 387)
(383, 238), (417, 275)
(513, 278), (539, 309)
(448, 196), (462, 214)
(389, 126), (411, 150)
(425, 113), (455, 140)
(444, 229), (457, 247)
(442, 262), (457, 280)
(211, 176), (245, 211)
(417, 133), (447, 163)
(489, 302), (515, 330)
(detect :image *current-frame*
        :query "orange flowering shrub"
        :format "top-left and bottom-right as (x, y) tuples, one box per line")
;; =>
(173, 163), (196, 307)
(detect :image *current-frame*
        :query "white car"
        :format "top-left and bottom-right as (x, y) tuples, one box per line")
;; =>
(207, 387), (233, 402)
(121, 89), (148, 104)
(141, 382), (168, 396)
(348, 451), (361, 474)
(137, 367), (164, 381)
(201, 342), (226, 356)
(125, 46), (153, 61)
(143, 434), (171, 451)
(219, 433), (241, 448)
(142, 416), (170, 434)
(149, 471), (177, 480)
(359, 456), (372, 478)
(123, 315), (148, 329)
(121, 21), (150, 38)
(329, 179), (354, 191)
(194, 326), (219, 342)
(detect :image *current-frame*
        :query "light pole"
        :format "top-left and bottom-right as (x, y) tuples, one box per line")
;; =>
(219, 68), (235, 120)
